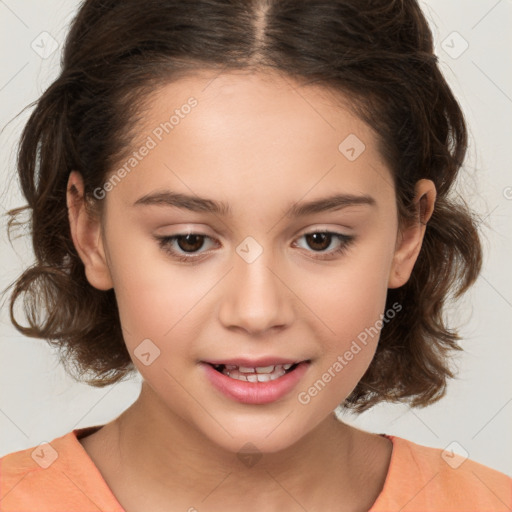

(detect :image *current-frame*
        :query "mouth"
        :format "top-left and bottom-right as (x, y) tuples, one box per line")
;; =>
(208, 362), (301, 382)
(201, 358), (311, 404)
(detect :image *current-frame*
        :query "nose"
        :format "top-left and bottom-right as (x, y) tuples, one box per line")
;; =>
(217, 247), (294, 336)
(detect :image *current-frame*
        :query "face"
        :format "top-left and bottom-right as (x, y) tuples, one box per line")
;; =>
(68, 69), (432, 454)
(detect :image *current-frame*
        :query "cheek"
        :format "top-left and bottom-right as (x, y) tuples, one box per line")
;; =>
(298, 236), (394, 345)
(104, 229), (213, 354)
(295, 236), (394, 398)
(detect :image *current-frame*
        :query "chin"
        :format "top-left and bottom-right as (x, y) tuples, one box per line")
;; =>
(192, 408), (325, 457)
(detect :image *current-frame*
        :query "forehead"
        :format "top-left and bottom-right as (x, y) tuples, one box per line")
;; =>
(138, 68), (374, 151)
(109, 69), (394, 214)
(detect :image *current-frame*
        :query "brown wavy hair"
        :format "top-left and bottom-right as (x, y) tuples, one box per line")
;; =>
(2, 0), (482, 411)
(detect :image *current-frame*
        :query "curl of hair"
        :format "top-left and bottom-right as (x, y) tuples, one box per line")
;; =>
(3, 0), (482, 408)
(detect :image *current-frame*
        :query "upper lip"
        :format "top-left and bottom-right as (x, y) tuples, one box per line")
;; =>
(203, 357), (309, 367)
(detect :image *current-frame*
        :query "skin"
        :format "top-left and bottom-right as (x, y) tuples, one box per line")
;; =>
(67, 69), (436, 512)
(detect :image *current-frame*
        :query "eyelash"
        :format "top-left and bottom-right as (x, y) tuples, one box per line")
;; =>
(155, 230), (355, 263)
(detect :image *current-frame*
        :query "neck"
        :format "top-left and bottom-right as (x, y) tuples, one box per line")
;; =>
(106, 382), (386, 511)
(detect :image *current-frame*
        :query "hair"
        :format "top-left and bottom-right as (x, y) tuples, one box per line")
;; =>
(2, 0), (482, 412)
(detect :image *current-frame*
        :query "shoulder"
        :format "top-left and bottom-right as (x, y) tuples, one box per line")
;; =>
(0, 426), (123, 512)
(1, 433), (74, 511)
(372, 435), (512, 512)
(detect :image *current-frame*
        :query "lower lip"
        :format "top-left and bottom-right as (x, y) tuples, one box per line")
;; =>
(201, 362), (310, 405)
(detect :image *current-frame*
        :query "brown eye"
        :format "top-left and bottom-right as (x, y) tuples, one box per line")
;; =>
(155, 233), (218, 262)
(155, 230), (355, 264)
(293, 231), (355, 260)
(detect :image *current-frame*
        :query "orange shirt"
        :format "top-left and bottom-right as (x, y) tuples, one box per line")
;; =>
(1, 425), (511, 511)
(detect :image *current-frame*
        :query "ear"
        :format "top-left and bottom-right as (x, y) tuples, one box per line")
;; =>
(66, 171), (114, 291)
(388, 179), (436, 289)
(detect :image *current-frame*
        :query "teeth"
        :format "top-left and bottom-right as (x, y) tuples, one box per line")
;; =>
(239, 366), (256, 373)
(254, 374), (271, 382)
(210, 362), (300, 382)
(222, 366), (288, 382)
(237, 364), (293, 374)
(255, 365), (275, 374)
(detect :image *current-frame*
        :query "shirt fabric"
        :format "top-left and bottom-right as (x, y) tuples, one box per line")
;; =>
(1, 425), (511, 511)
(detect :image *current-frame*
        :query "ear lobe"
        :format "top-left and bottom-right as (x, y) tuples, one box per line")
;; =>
(388, 179), (436, 289)
(66, 170), (114, 291)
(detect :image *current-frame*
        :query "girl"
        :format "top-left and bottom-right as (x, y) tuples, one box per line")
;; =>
(1, 0), (510, 511)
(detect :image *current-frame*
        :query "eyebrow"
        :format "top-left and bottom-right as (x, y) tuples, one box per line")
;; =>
(132, 190), (376, 217)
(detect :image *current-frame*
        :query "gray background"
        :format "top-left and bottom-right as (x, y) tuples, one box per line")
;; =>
(1, 0), (511, 476)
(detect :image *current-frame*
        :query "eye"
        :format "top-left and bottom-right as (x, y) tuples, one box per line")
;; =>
(155, 233), (218, 262)
(293, 231), (355, 260)
(155, 230), (355, 263)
